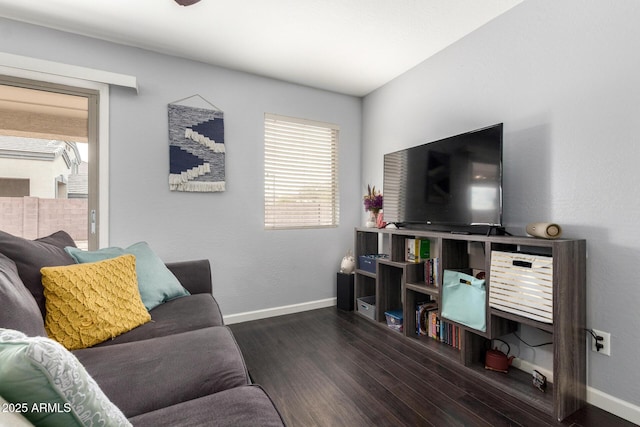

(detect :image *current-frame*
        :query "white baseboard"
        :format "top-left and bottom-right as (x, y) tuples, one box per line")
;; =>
(587, 386), (640, 425)
(225, 301), (640, 425)
(512, 362), (639, 424)
(223, 297), (336, 325)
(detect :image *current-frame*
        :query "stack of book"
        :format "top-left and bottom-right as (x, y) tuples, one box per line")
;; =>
(406, 238), (430, 263)
(424, 257), (440, 287)
(416, 301), (437, 335)
(416, 302), (461, 349)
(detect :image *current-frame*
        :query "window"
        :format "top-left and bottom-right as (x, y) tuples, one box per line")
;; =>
(264, 113), (339, 229)
(0, 78), (99, 249)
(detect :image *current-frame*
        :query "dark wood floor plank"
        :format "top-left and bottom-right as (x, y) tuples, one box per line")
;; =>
(330, 309), (558, 426)
(234, 315), (406, 426)
(329, 318), (520, 427)
(306, 344), (431, 426)
(334, 310), (559, 427)
(336, 310), (549, 426)
(234, 324), (376, 426)
(229, 308), (632, 427)
(294, 325), (411, 426)
(311, 309), (499, 427)
(299, 308), (456, 426)
(341, 339), (482, 427)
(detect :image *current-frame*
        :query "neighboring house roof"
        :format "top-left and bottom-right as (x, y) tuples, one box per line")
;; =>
(68, 161), (88, 198)
(0, 135), (80, 164)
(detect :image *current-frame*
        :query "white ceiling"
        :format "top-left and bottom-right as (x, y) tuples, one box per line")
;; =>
(0, 0), (523, 96)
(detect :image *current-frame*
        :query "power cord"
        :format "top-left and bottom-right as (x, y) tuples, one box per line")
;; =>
(512, 331), (552, 347)
(517, 328), (604, 351)
(586, 328), (604, 351)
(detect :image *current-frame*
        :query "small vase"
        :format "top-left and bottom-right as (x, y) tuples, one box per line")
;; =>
(365, 210), (378, 228)
(376, 210), (385, 228)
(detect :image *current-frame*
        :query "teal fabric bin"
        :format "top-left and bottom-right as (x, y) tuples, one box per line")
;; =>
(440, 270), (486, 332)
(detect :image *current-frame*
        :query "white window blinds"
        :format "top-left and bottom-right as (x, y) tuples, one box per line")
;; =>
(264, 113), (340, 229)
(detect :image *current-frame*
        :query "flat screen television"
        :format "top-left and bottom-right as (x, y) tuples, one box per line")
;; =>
(383, 123), (503, 230)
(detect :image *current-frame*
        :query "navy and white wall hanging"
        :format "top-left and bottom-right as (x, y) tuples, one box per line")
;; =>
(168, 95), (225, 192)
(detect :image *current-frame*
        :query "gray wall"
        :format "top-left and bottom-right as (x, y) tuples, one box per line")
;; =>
(0, 18), (362, 316)
(363, 0), (639, 407)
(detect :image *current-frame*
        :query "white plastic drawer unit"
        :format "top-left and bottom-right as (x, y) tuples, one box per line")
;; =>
(489, 251), (554, 323)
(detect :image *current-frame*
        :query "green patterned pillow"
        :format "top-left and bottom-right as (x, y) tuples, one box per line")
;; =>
(0, 328), (131, 427)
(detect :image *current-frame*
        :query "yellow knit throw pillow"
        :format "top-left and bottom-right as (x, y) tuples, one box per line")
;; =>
(41, 254), (151, 350)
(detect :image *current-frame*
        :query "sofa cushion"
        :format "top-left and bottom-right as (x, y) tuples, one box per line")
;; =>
(73, 326), (250, 418)
(166, 259), (213, 295)
(94, 293), (224, 347)
(41, 255), (151, 350)
(0, 230), (77, 317)
(0, 328), (131, 427)
(65, 242), (190, 311)
(0, 253), (47, 337)
(128, 385), (285, 427)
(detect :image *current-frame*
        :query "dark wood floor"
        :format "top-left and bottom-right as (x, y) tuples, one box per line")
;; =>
(230, 307), (634, 427)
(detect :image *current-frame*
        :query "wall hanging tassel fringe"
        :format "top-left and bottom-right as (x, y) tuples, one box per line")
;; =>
(168, 95), (225, 192)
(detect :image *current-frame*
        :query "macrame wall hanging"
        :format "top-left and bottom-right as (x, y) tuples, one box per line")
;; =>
(168, 95), (225, 192)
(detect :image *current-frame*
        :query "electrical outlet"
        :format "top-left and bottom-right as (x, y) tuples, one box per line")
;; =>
(591, 329), (611, 356)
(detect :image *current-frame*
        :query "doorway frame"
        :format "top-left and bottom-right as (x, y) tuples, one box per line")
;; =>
(0, 52), (138, 248)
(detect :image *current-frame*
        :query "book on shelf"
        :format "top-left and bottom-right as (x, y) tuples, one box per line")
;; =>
(426, 309), (461, 349)
(406, 238), (430, 263)
(416, 301), (437, 335)
(424, 257), (440, 287)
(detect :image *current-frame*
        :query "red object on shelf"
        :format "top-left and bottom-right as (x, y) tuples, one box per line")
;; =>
(485, 347), (515, 373)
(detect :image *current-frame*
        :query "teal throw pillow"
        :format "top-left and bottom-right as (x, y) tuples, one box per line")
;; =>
(65, 242), (190, 311)
(0, 328), (131, 427)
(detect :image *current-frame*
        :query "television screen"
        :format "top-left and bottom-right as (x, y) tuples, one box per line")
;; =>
(383, 123), (503, 228)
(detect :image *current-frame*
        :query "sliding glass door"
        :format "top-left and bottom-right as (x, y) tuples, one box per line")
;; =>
(0, 77), (100, 249)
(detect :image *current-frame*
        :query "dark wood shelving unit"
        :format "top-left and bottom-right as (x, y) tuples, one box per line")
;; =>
(353, 227), (586, 421)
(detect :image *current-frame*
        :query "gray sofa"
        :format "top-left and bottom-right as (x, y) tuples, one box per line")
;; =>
(0, 230), (285, 426)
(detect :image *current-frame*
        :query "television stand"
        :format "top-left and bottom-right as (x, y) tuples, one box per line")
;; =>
(352, 227), (586, 421)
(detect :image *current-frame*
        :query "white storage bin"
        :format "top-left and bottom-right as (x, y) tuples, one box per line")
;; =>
(357, 296), (376, 321)
(489, 251), (553, 323)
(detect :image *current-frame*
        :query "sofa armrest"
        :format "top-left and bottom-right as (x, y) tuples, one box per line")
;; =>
(166, 259), (212, 295)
